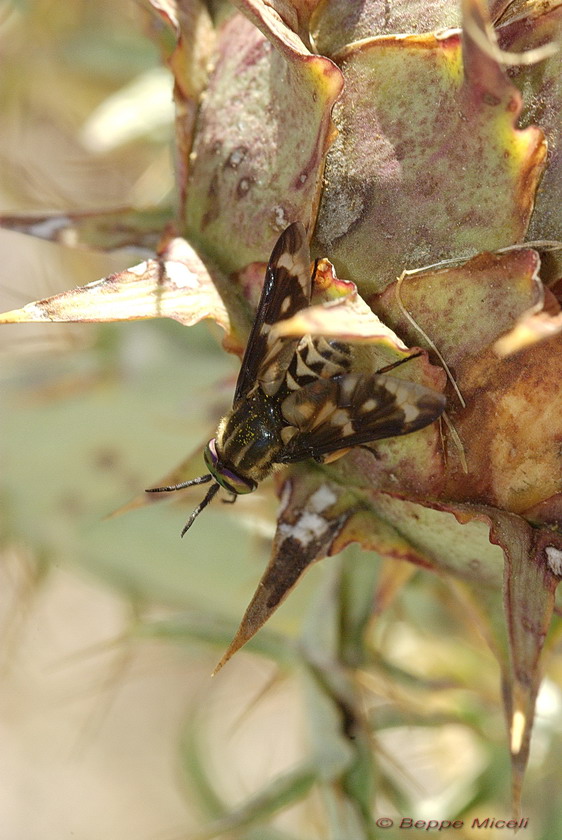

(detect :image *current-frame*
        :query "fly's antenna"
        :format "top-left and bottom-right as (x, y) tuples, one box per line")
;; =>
(180, 482), (220, 537)
(145, 474), (220, 536)
(145, 474), (213, 493)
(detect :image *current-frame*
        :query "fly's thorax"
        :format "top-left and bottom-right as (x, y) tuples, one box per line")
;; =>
(214, 389), (284, 484)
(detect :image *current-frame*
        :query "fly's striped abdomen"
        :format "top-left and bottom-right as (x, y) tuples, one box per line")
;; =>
(283, 335), (352, 393)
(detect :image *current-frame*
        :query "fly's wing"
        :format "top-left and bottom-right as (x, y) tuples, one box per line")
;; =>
(233, 222), (312, 403)
(278, 373), (446, 463)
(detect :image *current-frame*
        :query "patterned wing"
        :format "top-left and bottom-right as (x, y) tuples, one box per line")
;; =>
(278, 373), (446, 463)
(280, 334), (352, 396)
(233, 222), (312, 402)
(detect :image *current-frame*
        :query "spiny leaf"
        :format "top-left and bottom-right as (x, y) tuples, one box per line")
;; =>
(484, 509), (561, 816)
(341, 495), (562, 813)
(340, 495), (506, 586)
(375, 248), (562, 518)
(375, 248), (544, 361)
(0, 208), (171, 251)
(232, 0), (321, 54)
(214, 473), (351, 671)
(498, 3), (562, 280)
(184, 8), (343, 271)
(312, 0), (463, 54)
(146, 0), (215, 215)
(314, 0), (547, 295)
(0, 236), (231, 332)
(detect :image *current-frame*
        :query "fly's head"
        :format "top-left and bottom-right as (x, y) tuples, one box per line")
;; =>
(203, 438), (257, 495)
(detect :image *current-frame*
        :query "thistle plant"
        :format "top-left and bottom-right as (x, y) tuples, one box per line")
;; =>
(1, 0), (562, 836)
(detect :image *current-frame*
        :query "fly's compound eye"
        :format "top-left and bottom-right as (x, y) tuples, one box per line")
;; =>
(203, 439), (257, 495)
